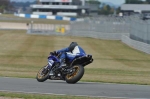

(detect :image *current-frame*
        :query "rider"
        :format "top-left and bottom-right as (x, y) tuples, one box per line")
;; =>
(51, 42), (86, 68)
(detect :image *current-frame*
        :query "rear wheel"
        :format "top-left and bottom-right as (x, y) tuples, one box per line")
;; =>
(36, 65), (50, 82)
(65, 65), (84, 84)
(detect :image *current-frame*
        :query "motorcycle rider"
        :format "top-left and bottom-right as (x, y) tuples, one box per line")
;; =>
(51, 42), (86, 68)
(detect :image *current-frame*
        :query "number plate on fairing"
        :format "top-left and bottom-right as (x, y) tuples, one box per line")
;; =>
(48, 59), (54, 66)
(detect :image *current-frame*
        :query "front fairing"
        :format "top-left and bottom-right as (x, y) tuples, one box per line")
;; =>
(47, 55), (60, 66)
(48, 55), (59, 61)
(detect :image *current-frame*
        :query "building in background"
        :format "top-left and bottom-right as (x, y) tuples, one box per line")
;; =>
(30, 0), (89, 17)
(85, 3), (99, 16)
(121, 4), (150, 16)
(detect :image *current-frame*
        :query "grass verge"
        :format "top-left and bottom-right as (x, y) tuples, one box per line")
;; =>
(0, 92), (121, 99)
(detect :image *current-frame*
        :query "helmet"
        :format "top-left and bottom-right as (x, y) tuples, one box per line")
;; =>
(68, 42), (78, 52)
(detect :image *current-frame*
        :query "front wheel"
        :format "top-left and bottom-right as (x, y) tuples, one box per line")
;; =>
(36, 65), (50, 82)
(65, 65), (84, 84)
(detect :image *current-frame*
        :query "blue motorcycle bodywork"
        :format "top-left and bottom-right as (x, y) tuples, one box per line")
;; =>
(47, 52), (86, 67)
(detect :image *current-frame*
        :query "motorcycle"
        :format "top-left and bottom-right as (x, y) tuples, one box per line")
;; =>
(36, 51), (93, 84)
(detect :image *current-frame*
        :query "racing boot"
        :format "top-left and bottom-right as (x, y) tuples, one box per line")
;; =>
(58, 58), (66, 69)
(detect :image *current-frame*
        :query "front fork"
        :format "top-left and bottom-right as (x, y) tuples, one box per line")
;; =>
(41, 64), (50, 75)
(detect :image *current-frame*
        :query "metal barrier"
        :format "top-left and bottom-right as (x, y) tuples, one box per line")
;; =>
(70, 16), (130, 33)
(68, 16), (130, 40)
(27, 15), (150, 44)
(28, 16), (130, 40)
(129, 16), (150, 44)
(29, 16), (150, 41)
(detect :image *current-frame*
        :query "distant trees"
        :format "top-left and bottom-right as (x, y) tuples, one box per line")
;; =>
(125, 0), (150, 4)
(0, 0), (12, 13)
(146, 0), (150, 3)
(125, 0), (143, 4)
(12, 1), (36, 8)
(98, 5), (115, 15)
(11, 1), (36, 13)
(86, 0), (113, 15)
(116, 7), (121, 15)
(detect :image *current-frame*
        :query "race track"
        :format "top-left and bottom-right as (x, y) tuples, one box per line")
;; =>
(0, 77), (150, 99)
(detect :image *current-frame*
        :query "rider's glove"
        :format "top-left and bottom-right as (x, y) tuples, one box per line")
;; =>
(50, 51), (57, 55)
(54, 51), (58, 55)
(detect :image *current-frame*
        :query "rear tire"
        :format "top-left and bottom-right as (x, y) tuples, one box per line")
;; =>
(65, 65), (84, 84)
(36, 66), (50, 82)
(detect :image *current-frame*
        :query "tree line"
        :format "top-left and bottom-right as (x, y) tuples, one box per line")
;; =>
(12, 1), (36, 12)
(0, 0), (12, 13)
(125, 0), (150, 4)
(0, 0), (35, 13)
(86, 0), (118, 15)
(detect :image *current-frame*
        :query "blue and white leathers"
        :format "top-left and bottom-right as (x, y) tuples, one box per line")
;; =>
(57, 46), (86, 62)
(66, 46), (86, 62)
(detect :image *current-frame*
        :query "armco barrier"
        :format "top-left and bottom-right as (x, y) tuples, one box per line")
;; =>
(122, 35), (150, 54)
(15, 14), (80, 21)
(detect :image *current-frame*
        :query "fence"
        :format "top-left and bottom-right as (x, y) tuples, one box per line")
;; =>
(129, 16), (150, 44)
(28, 16), (130, 40)
(70, 16), (130, 33)
(69, 16), (130, 40)
(27, 15), (150, 54)
(28, 15), (150, 43)
(69, 16), (150, 44)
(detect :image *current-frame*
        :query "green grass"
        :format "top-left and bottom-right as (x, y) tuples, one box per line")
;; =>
(0, 30), (150, 85)
(0, 14), (69, 24)
(0, 92), (109, 99)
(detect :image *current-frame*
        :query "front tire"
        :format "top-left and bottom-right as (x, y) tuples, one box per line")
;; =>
(65, 65), (84, 84)
(36, 65), (50, 82)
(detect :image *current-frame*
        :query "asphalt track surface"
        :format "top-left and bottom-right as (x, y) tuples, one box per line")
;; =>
(0, 77), (150, 99)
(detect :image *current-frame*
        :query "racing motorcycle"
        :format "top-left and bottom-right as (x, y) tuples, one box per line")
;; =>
(36, 51), (93, 84)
